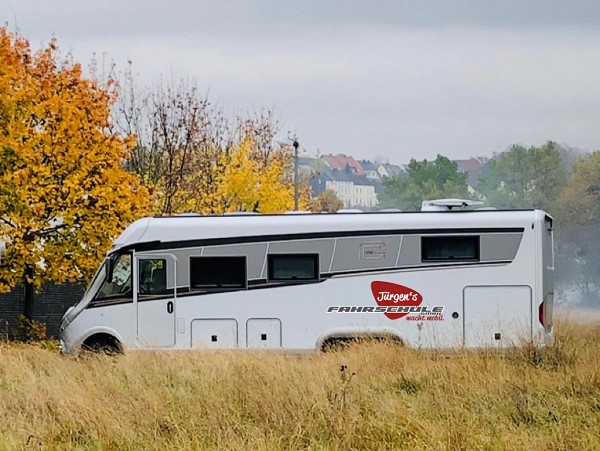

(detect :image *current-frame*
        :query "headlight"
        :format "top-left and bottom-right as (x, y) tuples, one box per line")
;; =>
(61, 306), (76, 331)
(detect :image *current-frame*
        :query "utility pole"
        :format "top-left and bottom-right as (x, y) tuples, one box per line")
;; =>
(293, 138), (299, 211)
(275, 134), (301, 211)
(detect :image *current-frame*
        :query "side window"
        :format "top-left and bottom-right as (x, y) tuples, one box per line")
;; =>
(421, 236), (480, 262)
(138, 259), (169, 296)
(268, 254), (319, 282)
(190, 256), (247, 291)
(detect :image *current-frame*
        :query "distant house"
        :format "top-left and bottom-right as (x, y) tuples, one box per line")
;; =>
(322, 154), (365, 176)
(297, 156), (317, 168)
(377, 163), (405, 179)
(310, 166), (353, 207)
(453, 158), (483, 191)
(297, 156), (320, 179)
(309, 166), (379, 209)
(357, 160), (380, 180)
(350, 174), (378, 208)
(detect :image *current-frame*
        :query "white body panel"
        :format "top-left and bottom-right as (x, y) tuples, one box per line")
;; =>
(137, 298), (176, 347)
(247, 319), (282, 348)
(60, 210), (554, 353)
(463, 286), (532, 347)
(191, 319), (238, 348)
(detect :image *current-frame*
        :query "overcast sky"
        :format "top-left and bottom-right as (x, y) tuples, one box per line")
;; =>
(2, 0), (600, 162)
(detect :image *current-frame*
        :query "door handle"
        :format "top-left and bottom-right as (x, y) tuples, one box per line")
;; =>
(167, 301), (174, 314)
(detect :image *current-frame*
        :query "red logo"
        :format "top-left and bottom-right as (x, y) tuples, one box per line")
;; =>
(371, 281), (423, 320)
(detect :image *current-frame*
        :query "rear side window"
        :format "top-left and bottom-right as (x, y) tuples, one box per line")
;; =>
(268, 254), (319, 282)
(190, 256), (247, 290)
(421, 236), (479, 262)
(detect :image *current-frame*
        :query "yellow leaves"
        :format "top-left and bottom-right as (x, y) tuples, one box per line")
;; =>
(217, 140), (298, 214)
(0, 26), (150, 288)
(147, 136), (305, 216)
(219, 140), (261, 212)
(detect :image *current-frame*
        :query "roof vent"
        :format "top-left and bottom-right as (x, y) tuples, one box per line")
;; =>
(421, 199), (483, 212)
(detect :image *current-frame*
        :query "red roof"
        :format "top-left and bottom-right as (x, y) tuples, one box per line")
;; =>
(322, 154), (365, 175)
(454, 158), (481, 174)
(453, 158), (482, 186)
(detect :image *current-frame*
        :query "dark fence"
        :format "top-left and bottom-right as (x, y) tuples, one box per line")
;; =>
(0, 283), (85, 339)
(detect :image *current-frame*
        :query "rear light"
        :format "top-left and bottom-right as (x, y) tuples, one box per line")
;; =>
(539, 302), (545, 326)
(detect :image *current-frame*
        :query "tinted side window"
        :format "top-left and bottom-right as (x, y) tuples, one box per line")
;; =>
(190, 257), (247, 290)
(421, 236), (479, 262)
(268, 254), (319, 282)
(138, 259), (169, 295)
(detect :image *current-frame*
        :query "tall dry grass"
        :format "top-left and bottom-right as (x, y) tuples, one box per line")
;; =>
(1, 318), (599, 450)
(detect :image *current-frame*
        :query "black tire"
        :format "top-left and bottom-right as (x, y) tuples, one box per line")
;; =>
(321, 334), (403, 352)
(321, 336), (358, 352)
(81, 334), (123, 355)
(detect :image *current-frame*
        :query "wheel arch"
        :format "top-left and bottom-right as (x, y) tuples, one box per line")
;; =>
(78, 327), (126, 354)
(316, 327), (405, 351)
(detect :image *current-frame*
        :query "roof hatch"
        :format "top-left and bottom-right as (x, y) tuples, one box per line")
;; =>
(421, 199), (483, 212)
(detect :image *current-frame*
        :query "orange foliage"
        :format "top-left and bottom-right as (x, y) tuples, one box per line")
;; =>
(0, 27), (150, 292)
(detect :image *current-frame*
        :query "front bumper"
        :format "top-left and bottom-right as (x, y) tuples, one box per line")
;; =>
(59, 324), (79, 355)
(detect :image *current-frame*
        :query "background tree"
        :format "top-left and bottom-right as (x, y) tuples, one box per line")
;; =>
(477, 142), (567, 210)
(115, 66), (298, 215)
(117, 69), (229, 215)
(0, 28), (149, 320)
(379, 155), (469, 210)
(556, 151), (600, 222)
(554, 151), (600, 305)
(310, 189), (344, 213)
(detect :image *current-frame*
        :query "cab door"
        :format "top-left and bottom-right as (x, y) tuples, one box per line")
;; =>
(135, 254), (177, 348)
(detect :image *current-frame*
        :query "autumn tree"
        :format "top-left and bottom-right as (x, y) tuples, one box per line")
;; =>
(379, 155), (469, 210)
(310, 189), (343, 213)
(217, 140), (301, 213)
(116, 68), (229, 214)
(0, 28), (149, 320)
(116, 67), (303, 215)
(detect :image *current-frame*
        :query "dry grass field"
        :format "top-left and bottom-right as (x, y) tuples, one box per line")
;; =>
(1, 315), (599, 450)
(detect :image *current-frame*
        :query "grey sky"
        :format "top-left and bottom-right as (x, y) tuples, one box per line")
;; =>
(2, 1), (600, 162)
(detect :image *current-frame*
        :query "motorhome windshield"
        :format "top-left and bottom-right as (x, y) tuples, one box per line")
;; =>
(95, 253), (132, 299)
(62, 259), (109, 325)
(84, 260), (108, 302)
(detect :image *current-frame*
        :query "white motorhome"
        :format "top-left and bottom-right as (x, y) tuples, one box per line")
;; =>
(59, 200), (555, 353)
